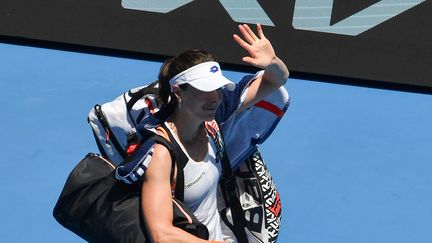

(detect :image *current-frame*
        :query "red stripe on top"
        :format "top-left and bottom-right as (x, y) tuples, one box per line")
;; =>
(126, 144), (138, 156)
(254, 101), (284, 117)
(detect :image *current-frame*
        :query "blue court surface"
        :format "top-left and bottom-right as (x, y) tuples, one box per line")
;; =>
(1, 42), (432, 243)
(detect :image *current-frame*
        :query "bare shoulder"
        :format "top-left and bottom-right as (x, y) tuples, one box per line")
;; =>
(152, 143), (171, 162)
(144, 142), (172, 180)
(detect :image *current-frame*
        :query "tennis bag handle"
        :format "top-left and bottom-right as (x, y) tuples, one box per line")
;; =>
(126, 80), (158, 112)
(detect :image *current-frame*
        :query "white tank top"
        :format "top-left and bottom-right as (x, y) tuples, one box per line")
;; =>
(165, 123), (225, 241)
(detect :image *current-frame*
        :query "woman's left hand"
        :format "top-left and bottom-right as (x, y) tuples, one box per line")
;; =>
(233, 23), (276, 69)
(232, 23), (289, 112)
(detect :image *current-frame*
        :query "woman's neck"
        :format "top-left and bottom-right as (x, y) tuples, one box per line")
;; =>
(168, 109), (204, 143)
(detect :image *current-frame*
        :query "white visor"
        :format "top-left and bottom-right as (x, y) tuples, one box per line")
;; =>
(169, 61), (235, 92)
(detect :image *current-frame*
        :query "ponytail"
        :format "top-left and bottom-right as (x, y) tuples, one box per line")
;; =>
(157, 57), (176, 107)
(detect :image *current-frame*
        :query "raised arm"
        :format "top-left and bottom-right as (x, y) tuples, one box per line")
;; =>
(141, 144), (224, 243)
(233, 23), (289, 111)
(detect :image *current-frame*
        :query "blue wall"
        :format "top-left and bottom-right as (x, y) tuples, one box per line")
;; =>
(1, 43), (431, 243)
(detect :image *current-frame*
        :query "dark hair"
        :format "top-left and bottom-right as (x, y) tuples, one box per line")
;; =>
(157, 50), (216, 107)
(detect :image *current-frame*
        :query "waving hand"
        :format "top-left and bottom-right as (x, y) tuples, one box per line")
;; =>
(233, 24), (276, 69)
(232, 23), (289, 111)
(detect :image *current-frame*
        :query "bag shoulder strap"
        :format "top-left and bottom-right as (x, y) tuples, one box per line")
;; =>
(204, 121), (249, 243)
(158, 123), (189, 202)
(152, 134), (178, 190)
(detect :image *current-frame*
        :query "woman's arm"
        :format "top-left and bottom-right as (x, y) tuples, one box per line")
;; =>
(233, 23), (289, 111)
(141, 144), (224, 243)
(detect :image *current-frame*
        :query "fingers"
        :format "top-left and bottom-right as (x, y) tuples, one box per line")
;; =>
(238, 24), (265, 43)
(233, 34), (255, 65)
(242, 24), (258, 41)
(233, 34), (251, 52)
(256, 23), (264, 38)
(238, 24), (255, 44)
(242, 56), (256, 65)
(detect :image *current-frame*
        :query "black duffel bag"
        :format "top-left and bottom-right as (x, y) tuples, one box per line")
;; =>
(53, 152), (209, 242)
